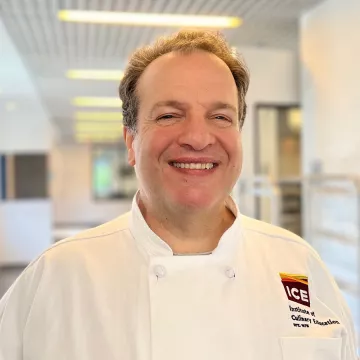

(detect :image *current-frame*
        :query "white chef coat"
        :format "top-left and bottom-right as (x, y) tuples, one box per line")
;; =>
(0, 195), (358, 360)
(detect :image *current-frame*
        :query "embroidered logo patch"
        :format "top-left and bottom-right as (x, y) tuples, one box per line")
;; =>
(280, 273), (311, 307)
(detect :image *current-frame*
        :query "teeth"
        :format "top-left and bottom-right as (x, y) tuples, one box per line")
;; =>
(172, 162), (215, 169)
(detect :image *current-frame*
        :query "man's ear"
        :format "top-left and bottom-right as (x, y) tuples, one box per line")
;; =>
(123, 127), (136, 166)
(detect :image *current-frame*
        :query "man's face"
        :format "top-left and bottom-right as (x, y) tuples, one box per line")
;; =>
(124, 50), (243, 212)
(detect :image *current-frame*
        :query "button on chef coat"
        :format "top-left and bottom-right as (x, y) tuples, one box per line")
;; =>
(0, 194), (358, 360)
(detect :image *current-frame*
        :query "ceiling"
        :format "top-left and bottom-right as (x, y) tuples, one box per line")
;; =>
(0, 0), (324, 143)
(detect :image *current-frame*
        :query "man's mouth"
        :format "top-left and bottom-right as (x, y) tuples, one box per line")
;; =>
(169, 162), (218, 170)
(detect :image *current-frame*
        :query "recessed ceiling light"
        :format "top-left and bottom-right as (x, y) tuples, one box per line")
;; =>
(66, 69), (124, 81)
(72, 97), (122, 108)
(75, 112), (123, 121)
(58, 10), (242, 29)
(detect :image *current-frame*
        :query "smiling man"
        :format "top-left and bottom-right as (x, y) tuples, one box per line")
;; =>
(0, 30), (357, 360)
(122, 47), (243, 255)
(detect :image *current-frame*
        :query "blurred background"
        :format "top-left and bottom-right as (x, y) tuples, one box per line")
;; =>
(0, 0), (359, 349)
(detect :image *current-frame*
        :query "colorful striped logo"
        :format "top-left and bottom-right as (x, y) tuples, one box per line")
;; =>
(280, 273), (311, 307)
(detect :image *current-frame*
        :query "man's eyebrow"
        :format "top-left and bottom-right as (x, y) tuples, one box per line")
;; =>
(149, 100), (188, 116)
(148, 100), (237, 116)
(207, 102), (237, 114)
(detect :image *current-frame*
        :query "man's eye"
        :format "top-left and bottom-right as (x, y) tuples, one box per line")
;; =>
(214, 115), (232, 122)
(156, 114), (183, 123)
(158, 114), (175, 120)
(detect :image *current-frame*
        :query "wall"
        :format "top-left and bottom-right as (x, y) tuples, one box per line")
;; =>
(257, 107), (279, 178)
(50, 144), (132, 225)
(0, 19), (53, 264)
(301, 0), (360, 175)
(300, 0), (360, 343)
(0, 201), (52, 264)
(241, 46), (300, 177)
(235, 47), (300, 216)
(0, 20), (54, 153)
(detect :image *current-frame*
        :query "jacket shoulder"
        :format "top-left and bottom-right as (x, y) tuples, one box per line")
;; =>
(239, 215), (319, 258)
(19, 211), (132, 275)
(53, 211), (131, 248)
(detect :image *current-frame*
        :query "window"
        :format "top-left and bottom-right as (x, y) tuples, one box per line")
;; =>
(92, 145), (137, 200)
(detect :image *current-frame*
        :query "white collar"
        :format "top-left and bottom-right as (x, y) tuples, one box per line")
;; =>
(129, 192), (243, 264)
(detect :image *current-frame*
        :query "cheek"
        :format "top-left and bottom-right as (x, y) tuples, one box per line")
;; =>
(238, 138), (243, 161)
(221, 132), (242, 163)
(137, 128), (175, 163)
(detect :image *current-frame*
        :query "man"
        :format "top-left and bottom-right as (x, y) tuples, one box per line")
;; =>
(0, 30), (357, 359)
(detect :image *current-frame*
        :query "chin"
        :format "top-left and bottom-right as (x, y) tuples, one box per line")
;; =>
(170, 190), (219, 211)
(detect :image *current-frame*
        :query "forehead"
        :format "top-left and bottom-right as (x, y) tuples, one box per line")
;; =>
(136, 51), (238, 108)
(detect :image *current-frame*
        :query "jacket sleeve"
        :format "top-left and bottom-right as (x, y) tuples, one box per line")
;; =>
(309, 251), (359, 360)
(0, 259), (44, 360)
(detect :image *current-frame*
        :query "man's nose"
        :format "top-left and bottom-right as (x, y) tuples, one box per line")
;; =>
(177, 115), (216, 151)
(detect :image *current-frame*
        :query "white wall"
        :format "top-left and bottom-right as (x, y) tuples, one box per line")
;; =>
(300, 0), (360, 343)
(0, 19), (53, 264)
(257, 108), (279, 178)
(235, 47), (300, 216)
(301, 0), (360, 174)
(50, 144), (132, 225)
(0, 201), (52, 264)
(241, 46), (300, 177)
(0, 20), (54, 153)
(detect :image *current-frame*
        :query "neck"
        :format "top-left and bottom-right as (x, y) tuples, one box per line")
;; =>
(138, 194), (235, 254)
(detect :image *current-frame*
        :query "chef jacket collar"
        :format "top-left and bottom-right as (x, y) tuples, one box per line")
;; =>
(129, 191), (243, 263)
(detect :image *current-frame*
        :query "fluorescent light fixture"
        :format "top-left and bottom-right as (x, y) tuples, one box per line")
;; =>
(72, 97), (122, 108)
(66, 69), (124, 81)
(76, 130), (123, 136)
(75, 112), (123, 121)
(76, 132), (122, 137)
(58, 10), (241, 29)
(75, 122), (123, 133)
(77, 139), (119, 144)
(76, 133), (122, 143)
(76, 133), (122, 139)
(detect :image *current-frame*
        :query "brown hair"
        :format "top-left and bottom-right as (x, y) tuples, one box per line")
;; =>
(119, 29), (250, 133)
